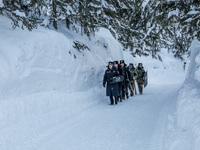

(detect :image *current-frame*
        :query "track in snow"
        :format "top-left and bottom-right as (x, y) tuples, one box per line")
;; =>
(4, 83), (180, 150)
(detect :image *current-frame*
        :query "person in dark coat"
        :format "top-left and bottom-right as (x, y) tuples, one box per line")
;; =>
(103, 61), (120, 105)
(119, 60), (131, 100)
(113, 60), (123, 102)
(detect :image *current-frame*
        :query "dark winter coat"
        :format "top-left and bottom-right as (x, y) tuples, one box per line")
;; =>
(103, 68), (119, 97)
(119, 65), (131, 86)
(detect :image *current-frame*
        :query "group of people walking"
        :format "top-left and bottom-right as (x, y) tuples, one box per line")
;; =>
(103, 60), (146, 105)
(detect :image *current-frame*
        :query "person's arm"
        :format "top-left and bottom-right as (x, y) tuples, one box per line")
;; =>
(128, 70), (132, 81)
(133, 71), (138, 80)
(125, 68), (130, 82)
(103, 71), (107, 87)
(141, 69), (145, 81)
(142, 69), (145, 77)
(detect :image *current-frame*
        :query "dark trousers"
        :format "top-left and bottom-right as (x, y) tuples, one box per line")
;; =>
(128, 80), (135, 96)
(118, 83), (122, 97)
(110, 92), (118, 104)
(122, 83), (128, 98)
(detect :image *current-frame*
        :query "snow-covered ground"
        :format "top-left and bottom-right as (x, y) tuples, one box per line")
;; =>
(1, 15), (198, 150)
(0, 0), (3, 7)
(164, 40), (200, 150)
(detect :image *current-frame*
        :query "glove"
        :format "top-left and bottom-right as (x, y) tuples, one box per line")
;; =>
(103, 84), (105, 87)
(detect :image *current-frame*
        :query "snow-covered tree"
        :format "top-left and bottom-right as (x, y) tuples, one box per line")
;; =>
(0, 0), (37, 30)
(0, 0), (199, 60)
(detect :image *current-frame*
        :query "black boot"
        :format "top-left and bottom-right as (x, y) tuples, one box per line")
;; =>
(115, 97), (118, 104)
(118, 96), (120, 102)
(130, 92), (133, 96)
(110, 96), (114, 105)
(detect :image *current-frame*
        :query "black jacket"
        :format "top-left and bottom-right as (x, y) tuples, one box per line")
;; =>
(103, 68), (119, 97)
(119, 65), (131, 85)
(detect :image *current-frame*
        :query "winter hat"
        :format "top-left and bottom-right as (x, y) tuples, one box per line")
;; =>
(129, 63), (135, 70)
(138, 63), (143, 66)
(120, 60), (125, 64)
(108, 61), (113, 65)
(113, 61), (119, 65)
(129, 63), (133, 66)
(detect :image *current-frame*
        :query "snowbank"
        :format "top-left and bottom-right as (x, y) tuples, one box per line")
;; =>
(0, 15), (124, 149)
(164, 39), (200, 150)
(0, 16), (123, 98)
(0, 0), (3, 7)
(0, 15), (124, 135)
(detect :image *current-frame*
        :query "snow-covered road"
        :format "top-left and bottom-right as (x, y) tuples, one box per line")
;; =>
(0, 15), (188, 150)
(44, 84), (178, 150)
(0, 83), (180, 150)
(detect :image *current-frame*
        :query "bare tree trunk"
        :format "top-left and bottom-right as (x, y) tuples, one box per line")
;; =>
(85, 0), (89, 16)
(66, 17), (70, 29)
(65, 0), (70, 29)
(52, 0), (57, 30)
(83, 0), (89, 34)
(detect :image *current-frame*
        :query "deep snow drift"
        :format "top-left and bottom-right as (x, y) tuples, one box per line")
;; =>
(0, 15), (189, 150)
(164, 40), (200, 150)
(0, 0), (3, 7)
(0, 16), (124, 150)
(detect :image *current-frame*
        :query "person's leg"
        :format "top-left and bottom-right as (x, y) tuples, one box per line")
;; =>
(114, 96), (118, 104)
(139, 83), (143, 94)
(110, 92), (114, 105)
(129, 83), (133, 96)
(122, 84), (125, 100)
(119, 83), (122, 102)
(130, 81), (134, 96)
(125, 84), (129, 99)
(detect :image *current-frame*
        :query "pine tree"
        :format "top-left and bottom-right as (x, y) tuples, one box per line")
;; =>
(0, 0), (37, 30)
(163, 0), (199, 59)
(1, 0), (199, 60)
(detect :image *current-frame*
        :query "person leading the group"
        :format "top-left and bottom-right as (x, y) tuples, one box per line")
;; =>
(103, 61), (120, 105)
(136, 63), (145, 95)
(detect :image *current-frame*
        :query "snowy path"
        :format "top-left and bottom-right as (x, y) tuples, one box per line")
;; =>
(0, 83), (179, 150)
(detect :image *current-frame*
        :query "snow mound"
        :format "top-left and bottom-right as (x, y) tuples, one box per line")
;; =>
(0, 16), (123, 100)
(165, 39), (200, 150)
(0, 15), (124, 150)
(0, 0), (3, 7)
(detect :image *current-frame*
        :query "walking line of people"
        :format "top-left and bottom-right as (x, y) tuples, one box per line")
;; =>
(103, 60), (146, 105)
